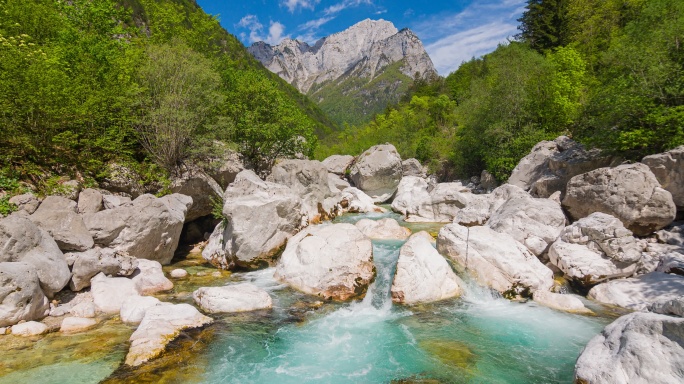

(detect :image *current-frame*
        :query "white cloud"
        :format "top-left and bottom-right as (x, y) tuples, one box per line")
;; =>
(323, 0), (372, 16)
(299, 16), (334, 30)
(237, 15), (290, 45)
(282, 0), (320, 13)
(414, 0), (526, 75)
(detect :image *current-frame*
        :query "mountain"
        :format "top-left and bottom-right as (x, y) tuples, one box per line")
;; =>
(248, 19), (437, 127)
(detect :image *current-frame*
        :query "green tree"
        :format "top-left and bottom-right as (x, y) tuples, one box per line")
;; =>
(517, 0), (569, 53)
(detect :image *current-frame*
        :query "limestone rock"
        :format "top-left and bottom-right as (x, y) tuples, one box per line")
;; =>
(391, 232), (462, 304)
(402, 158), (426, 178)
(170, 168), (221, 222)
(655, 222), (684, 246)
(60, 317), (97, 333)
(90, 273), (139, 314)
(392, 177), (477, 222)
(77, 189), (103, 214)
(202, 170), (303, 270)
(563, 163), (676, 236)
(355, 218), (411, 240)
(131, 259), (174, 295)
(69, 302), (96, 318)
(480, 170), (498, 191)
(656, 251), (684, 275)
(0, 215), (71, 297)
(650, 297), (684, 317)
(120, 296), (162, 325)
(454, 184), (529, 226)
(9, 193), (40, 214)
(125, 303), (213, 366)
(328, 173), (351, 192)
(349, 144), (403, 203)
(574, 312), (684, 384)
(275, 223), (375, 301)
(193, 283), (273, 313)
(11, 321), (48, 337)
(532, 291), (591, 314)
(0, 262), (50, 327)
(642, 145), (684, 210)
(102, 195), (131, 210)
(38, 196), (77, 212)
(338, 187), (385, 213)
(30, 203), (94, 252)
(322, 155), (355, 176)
(170, 269), (188, 279)
(204, 145), (244, 190)
(588, 272), (684, 310)
(486, 196), (566, 256)
(267, 159), (336, 221)
(437, 223), (554, 296)
(68, 248), (138, 291)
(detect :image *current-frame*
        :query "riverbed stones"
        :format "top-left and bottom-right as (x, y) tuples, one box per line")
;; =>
(170, 168), (222, 222)
(0, 262), (50, 327)
(574, 312), (684, 384)
(267, 159), (336, 221)
(355, 218), (411, 240)
(67, 248), (138, 291)
(170, 269), (188, 279)
(339, 187), (385, 213)
(90, 273), (139, 314)
(322, 155), (355, 176)
(349, 144), (403, 203)
(437, 223), (554, 296)
(203, 170), (303, 270)
(77, 189), (103, 214)
(642, 145), (684, 211)
(131, 259), (174, 295)
(125, 303), (213, 367)
(548, 213), (642, 287)
(392, 232), (462, 304)
(275, 223), (375, 301)
(587, 272), (684, 310)
(69, 302), (96, 318)
(0, 215), (71, 297)
(120, 296), (162, 325)
(11, 321), (48, 337)
(193, 284), (273, 313)
(60, 317), (97, 333)
(563, 163), (677, 236)
(532, 291), (591, 314)
(486, 196), (566, 257)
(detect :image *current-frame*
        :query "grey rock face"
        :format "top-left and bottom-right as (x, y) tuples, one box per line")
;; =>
(267, 159), (336, 221)
(650, 297), (684, 317)
(38, 196), (77, 212)
(202, 170), (303, 270)
(67, 248), (138, 291)
(77, 189), (103, 214)
(391, 177), (477, 222)
(322, 155), (355, 176)
(9, 193), (41, 214)
(328, 173), (351, 192)
(401, 158), (426, 178)
(563, 163), (677, 236)
(0, 262), (50, 327)
(102, 195), (131, 210)
(170, 168), (221, 222)
(642, 145), (684, 210)
(454, 184), (529, 227)
(0, 215), (71, 297)
(204, 144), (244, 190)
(574, 312), (684, 384)
(249, 19), (436, 94)
(30, 204), (94, 252)
(508, 136), (614, 197)
(350, 144), (403, 203)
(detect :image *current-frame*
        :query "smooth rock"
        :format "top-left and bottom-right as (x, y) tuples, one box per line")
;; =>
(69, 302), (96, 318)
(642, 145), (684, 210)
(454, 184), (529, 226)
(30, 204), (94, 252)
(9, 193), (40, 214)
(437, 223), (554, 296)
(38, 196), (77, 212)
(656, 251), (684, 275)
(392, 177), (476, 222)
(193, 283), (273, 313)
(131, 259), (174, 295)
(267, 159), (336, 221)
(170, 269), (188, 279)
(170, 168), (221, 222)
(125, 303), (213, 366)
(0, 215), (71, 297)
(355, 218), (411, 240)
(275, 223), (375, 301)
(349, 144), (403, 203)
(563, 163), (676, 236)
(532, 291), (591, 314)
(77, 189), (103, 214)
(60, 317), (97, 333)
(102, 195), (131, 210)
(68, 248), (138, 291)
(322, 155), (355, 176)
(0, 262), (50, 327)
(391, 232), (462, 304)
(402, 158), (426, 178)
(338, 187), (385, 213)
(328, 173), (351, 192)
(574, 312), (684, 384)
(90, 273), (140, 314)
(11, 321), (48, 337)
(588, 272), (684, 310)
(120, 296), (162, 325)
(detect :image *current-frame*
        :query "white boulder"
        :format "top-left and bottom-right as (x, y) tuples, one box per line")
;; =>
(193, 283), (273, 313)
(355, 218), (411, 240)
(349, 144), (403, 203)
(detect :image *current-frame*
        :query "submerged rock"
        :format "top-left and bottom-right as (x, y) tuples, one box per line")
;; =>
(437, 223), (554, 296)
(275, 223), (375, 301)
(355, 218), (411, 240)
(563, 163), (676, 236)
(574, 312), (684, 384)
(193, 283), (273, 313)
(391, 232), (462, 304)
(125, 303), (213, 367)
(0, 262), (50, 327)
(587, 272), (684, 310)
(349, 144), (403, 203)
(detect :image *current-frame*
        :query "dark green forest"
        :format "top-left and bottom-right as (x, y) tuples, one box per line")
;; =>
(317, 0), (684, 181)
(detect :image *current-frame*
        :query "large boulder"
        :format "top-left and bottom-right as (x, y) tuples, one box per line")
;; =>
(30, 203), (94, 252)
(90, 272), (140, 314)
(454, 184), (529, 226)
(131, 259), (174, 295)
(392, 177), (476, 222)
(437, 223), (554, 296)
(66, 248), (138, 291)
(267, 159), (336, 221)
(170, 168), (222, 222)
(0, 262), (50, 327)
(193, 283), (273, 313)
(82, 193), (191, 264)
(349, 144), (403, 203)
(77, 189), (103, 214)
(402, 158), (427, 178)
(204, 145), (244, 190)
(485, 196), (566, 256)
(9, 193), (41, 214)
(322, 155), (355, 176)
(202, 170), (303, 270)
(587, 272), (684, 311)
(508, 136), (614, 197)
(338, 187), (385, 213)
(574, 312), (684, 384)
(0, 215), (71, 297)
(120, 296), (162, 325)
(563, 163), (676, 236)
(102, 195), (131, 210)
(274, 223), (375, 301)
(642, 145), (684, 211)
(355, 218), (411, 240)
(548, 212), (642, 287)
(391, 232), (462, 304)
(125, 303), (213, 367)
(328, 174), (351, 192)
(650, 297), (684, 317)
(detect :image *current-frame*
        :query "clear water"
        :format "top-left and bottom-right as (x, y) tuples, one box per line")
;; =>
(0, 212), (610, 383)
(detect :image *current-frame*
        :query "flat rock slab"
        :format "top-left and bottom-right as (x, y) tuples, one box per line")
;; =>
(193, 284), (273, 313)
(60, 317), (98, 333)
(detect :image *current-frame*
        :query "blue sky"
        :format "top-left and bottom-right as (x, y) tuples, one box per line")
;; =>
(195, 0), (527, 75)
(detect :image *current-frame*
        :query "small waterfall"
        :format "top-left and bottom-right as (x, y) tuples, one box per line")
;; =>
(359, 240), (404, 311)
